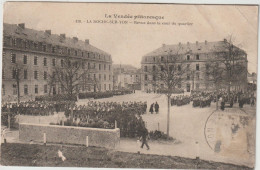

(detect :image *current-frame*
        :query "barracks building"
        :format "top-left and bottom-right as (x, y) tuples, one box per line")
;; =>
(141, 40), (248, 93)
(2, 23), (113, 102)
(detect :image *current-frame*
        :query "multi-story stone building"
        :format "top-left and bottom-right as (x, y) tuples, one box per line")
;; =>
(2, 23), (113, 102)
(141, 40), (248, 93)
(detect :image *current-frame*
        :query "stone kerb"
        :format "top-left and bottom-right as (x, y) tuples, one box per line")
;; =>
(19, 123), (120, 149)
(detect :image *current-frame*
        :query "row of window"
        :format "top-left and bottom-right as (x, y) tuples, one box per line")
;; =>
(9, 52), (112, 70)
(4, 36), (111, 61)
(9, 69), (112, 81)
(2, 83), (112, 96)
(145, 54), (201, 62)
(144, 64), (200, 72)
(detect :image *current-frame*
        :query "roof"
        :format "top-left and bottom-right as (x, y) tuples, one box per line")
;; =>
(143, 40), (246, 59)
(3, 23), (110, 56)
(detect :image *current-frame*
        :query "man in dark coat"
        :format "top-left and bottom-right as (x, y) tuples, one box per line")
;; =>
(154, 102), (159, 114)
(149, 103), (154, 114)
(140, 127), (150, 150)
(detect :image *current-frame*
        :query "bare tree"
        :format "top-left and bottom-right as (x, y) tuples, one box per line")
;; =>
(146, 47), (185, 137)
(48, 57), (96, 101)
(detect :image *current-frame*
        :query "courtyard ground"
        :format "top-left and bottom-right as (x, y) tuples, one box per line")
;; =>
(1, 91), (256, 168)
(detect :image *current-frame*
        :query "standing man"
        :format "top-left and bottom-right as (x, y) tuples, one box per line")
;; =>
(154, 102), (159, 114)
(149, 103), (154, 114)
(140, 127), (150, 150)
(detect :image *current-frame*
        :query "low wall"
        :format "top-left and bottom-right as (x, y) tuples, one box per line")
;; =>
(19, 123), (120, 149)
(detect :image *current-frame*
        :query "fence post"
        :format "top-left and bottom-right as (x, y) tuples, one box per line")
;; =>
(115, 120), (117, 129)
(86, 136), (89, 147)
(8, 114), (11, 130)
(43, 133), (46, 146)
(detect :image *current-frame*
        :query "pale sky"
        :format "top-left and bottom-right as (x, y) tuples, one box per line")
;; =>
(3, 2), (259, 73)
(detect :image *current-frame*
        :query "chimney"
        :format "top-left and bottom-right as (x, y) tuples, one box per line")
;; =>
(187, 41), (190, 45)
(205, 40), (208, 45)
(60, 34), (66, 39)
(45, 30), (51, 35)
(73, 37), (78, 42)
(196, 41), (198, 45)
(18, 23), (25, 29)
(162, 43), (166, 47)
(224, 38), (227, 43)
(85, 39), (89, 44)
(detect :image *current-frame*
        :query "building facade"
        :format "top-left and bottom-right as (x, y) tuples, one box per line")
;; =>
(113, 64), (141, 90)
(141, 40), (248, 93)
(2, 23), (113, 102)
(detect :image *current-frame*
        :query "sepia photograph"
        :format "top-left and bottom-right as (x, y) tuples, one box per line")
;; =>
(0, 2), (258, 169)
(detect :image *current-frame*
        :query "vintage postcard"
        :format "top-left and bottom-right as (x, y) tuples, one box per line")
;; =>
(0, 2), (258, 169)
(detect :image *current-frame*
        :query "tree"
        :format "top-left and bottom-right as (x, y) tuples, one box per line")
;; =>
(205, 35), (247, 107)
(146, 47), (185, 137)
(49, 57), (96, 101)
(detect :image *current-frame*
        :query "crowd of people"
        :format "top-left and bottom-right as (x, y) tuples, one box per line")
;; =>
(171, 95), (190, 106)
(1, 101), (71, 116)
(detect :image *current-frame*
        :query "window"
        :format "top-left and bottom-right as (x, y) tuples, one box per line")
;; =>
(187, 64), (190, 69)
(145, 74), (148, 80)
(109, 75), (111, 81)
(35, 85), (38, 94)
(61, 59), (64, 67)
(153, 75), (156, 81)
(52, 59), (56, 66)
(2, 84), (5, 96)
(196, 54), (200, 60)
(24, 41), (28, 49)
(94, 74), (96, 79)
(23, 55), (27, 64)
(99, 64), (101, 70)
(12, 69), (16, 79)
(93, 63), (96, 69)
(24, 85), (28, 95)
(104, 84), (106, 91)
(153, 65), (156, 71)
(82, 62), (85, 69)
(44, 58), (47, 66)
(44, 71), (47, 80)
(34, 71), (38, 79)
(161, 56), (164, 62)
(11, 53), (16, 63)
(109, 84), (111, 90)
(68, 49), (71, 55)
(187, 74), (190, 80)
(2, 69), (5, 79)
(153, 57), (155, 62)
(34, 56), (38, 65)
(44, 85), (48, 93)
(88, 63), (90, 69)
(75, 50), (77, 56)
(104, 64), (106, 70)
(34, 43), (38, 49)
(52, 46), (55, 53)
(13, 84), (17, 95)
(82, 52), (84, 57)
(161, 65), (164, 71)
(178, 65), (181, 71)
(43, 45), (46, 52)
(196, 73), (200, 80)
(104, 74), (106, 80)
(109, 65), (111, 70)
(187, 55), (190, 60)
(88, 53), (90, 58)
(196, 64), (200, 71)
(13, 38), (16, 46)
(24, 69), (27, 79)
(144, 66), (147, 72)
(99, 74), (101, 80)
